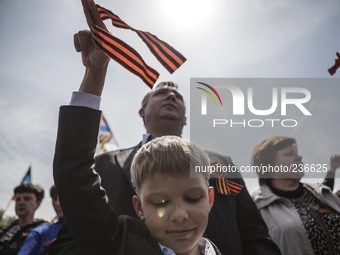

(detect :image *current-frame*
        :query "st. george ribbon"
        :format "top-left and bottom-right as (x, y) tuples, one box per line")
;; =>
(90, 4), (187, 89)
(328, 52), (340, 76)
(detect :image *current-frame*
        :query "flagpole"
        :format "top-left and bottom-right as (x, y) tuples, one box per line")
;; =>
(1, 165), (32, 222)
(0, 197), (14, 221)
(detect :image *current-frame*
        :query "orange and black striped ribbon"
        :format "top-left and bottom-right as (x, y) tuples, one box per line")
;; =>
(216, 178), (243, 196)
(210, 161), (243, 196)
(90, 4), (187, 89)
(328, 52), (340, 76)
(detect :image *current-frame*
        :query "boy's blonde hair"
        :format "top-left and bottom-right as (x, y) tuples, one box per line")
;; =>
(131, 136), (210, 193)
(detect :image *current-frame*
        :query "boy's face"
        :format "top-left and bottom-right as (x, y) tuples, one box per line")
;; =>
(15, 192), (40, 219)
(133, 172), (214, 254)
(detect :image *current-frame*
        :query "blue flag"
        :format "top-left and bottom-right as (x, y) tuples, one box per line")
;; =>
(20, 166), (32, 184)
(12, 166), (32, 200)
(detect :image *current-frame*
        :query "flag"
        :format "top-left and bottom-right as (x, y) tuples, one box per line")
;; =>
(328, 52), (340, 75)
(20, 166), (32, 184)
(96, 114), (118, 155)
(90, 4), (187, 89)
(12, 166), (32, 200)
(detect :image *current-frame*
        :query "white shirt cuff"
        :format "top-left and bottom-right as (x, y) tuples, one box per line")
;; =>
(69, 91), (101, 110)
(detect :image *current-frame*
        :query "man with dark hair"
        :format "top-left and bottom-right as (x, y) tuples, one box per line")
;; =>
(50, 1), (281, 254)
(14, 183), (45, 203)
(140, 81), (183, 128)
(18, 185), (64, 255)
(0, 183), (47, 255)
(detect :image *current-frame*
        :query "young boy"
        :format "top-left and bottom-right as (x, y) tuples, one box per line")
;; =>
(53, 105), (220, 254)
(0, 184), (47, 255)
(18, 185), (64, 255)
(130, 136), (218, 254)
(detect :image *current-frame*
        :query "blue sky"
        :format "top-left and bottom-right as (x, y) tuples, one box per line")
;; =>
(1, 0), (340, 220)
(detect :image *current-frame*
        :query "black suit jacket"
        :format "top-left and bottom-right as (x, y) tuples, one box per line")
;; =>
(49, 143), (142, 255)
(50, 106), (280, 255)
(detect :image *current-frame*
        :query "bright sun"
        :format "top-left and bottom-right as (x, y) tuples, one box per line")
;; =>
(157, 0), (220, 31)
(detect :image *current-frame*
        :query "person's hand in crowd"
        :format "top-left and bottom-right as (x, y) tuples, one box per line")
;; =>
(74, 0), (109, 70)
(329, 155), (340, 173)
(76, 0), (111, 97)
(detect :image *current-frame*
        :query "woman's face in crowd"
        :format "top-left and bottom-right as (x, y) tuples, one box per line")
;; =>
(272, 144), (304, 179)
(52, 195), (64, 218)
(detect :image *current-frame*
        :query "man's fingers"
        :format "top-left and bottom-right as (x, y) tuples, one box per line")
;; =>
(74, 30), (92, 57)
(330, 155), (340, 168)
(88, 0), (108, 30)
(74, 33), (81, 53)
(81, 0), (91, 29)
(81, 0), (108, 31)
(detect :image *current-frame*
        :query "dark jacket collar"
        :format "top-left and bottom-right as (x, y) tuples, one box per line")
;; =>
(116, 142), (142, 190)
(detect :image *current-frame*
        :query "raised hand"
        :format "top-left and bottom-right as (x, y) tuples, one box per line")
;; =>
(76, 0), (110, 96)
(75, 0), (109, 69)
(74, 30), (109, 70)
(330, 155), (340, 173)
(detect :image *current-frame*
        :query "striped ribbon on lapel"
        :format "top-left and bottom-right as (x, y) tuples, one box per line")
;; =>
(328, 52), (340, 76)
(210, 161), (243, 196)
(90, 4), (187, 89)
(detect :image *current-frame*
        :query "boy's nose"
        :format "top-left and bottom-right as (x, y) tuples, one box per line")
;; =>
(170, 204), (188, 222)
(16, 199), (24, 205)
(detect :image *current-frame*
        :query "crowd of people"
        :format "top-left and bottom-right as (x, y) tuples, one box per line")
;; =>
(1, 143), (339, 255)
(1, 0), (340, 254)
(252, 137), (340, 255)
(0, 184), (63, 255)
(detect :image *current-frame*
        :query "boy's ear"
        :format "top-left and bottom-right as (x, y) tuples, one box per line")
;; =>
(208, 187), (214, 212)
(132, 195), (145, 221)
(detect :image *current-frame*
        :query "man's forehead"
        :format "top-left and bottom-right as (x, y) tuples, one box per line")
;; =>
(152, 86), (183, 97)
(154, 86), (180, 92)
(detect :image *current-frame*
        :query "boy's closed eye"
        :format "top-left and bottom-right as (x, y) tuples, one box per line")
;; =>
(153, 200), (168, 207)
(152, 195), (203, 207)
(185, 196), (202, 203)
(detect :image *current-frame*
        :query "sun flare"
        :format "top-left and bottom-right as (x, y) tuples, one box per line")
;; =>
(157, 0), (219, 31)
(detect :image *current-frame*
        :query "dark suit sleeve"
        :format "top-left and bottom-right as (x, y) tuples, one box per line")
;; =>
(53, 106), (121, 255)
